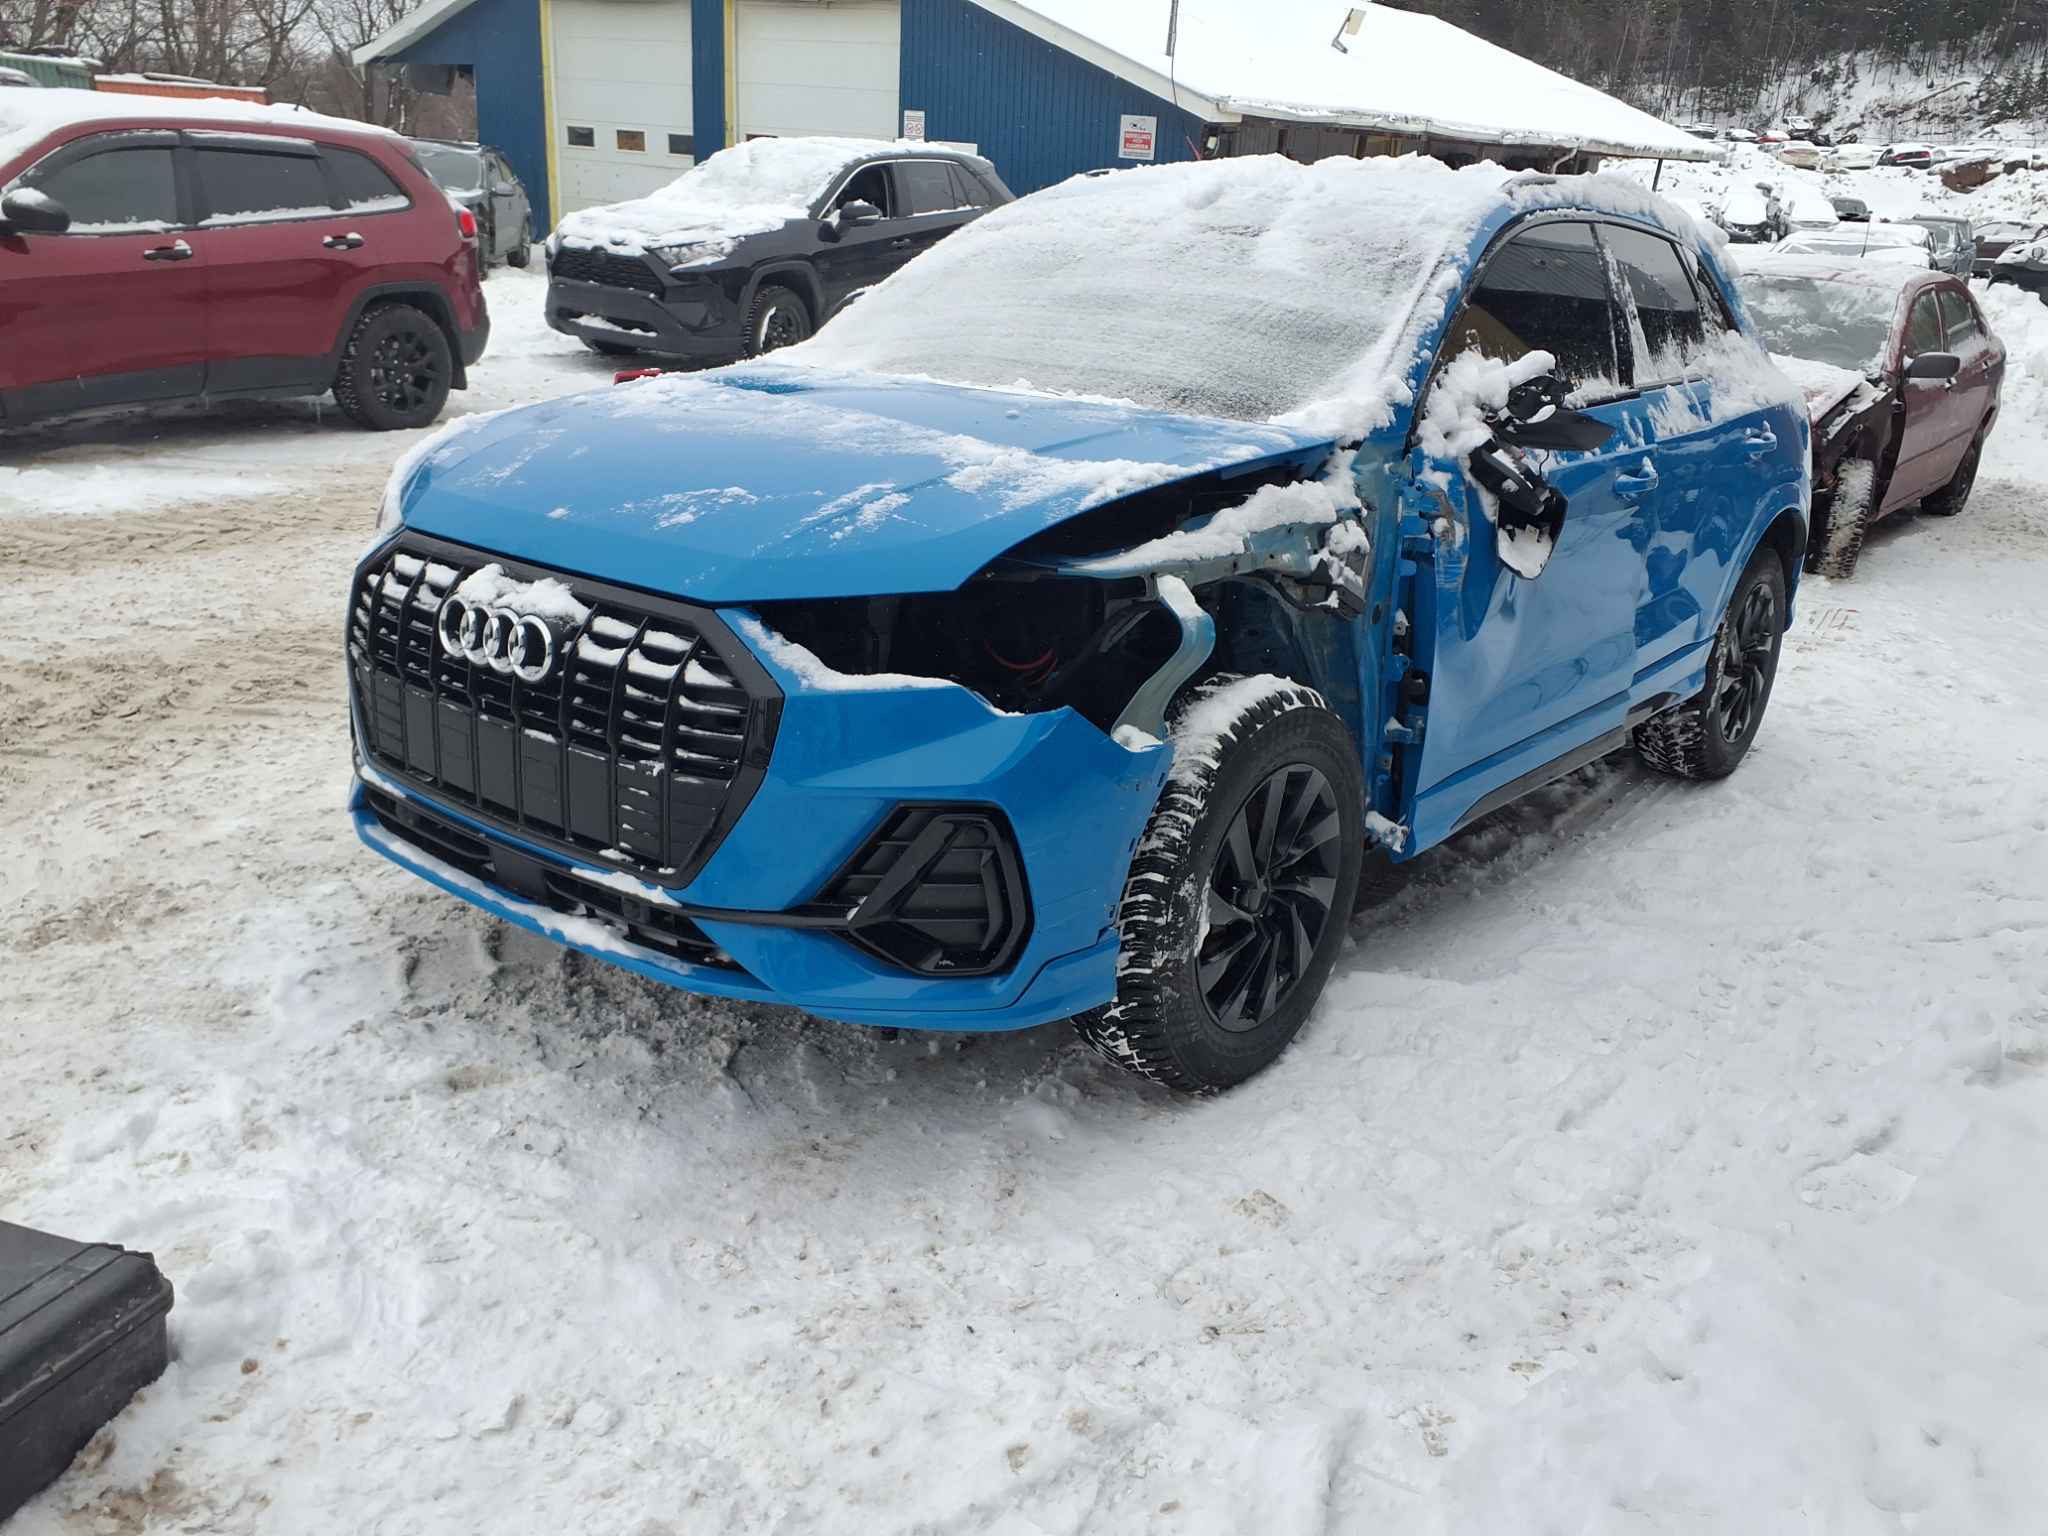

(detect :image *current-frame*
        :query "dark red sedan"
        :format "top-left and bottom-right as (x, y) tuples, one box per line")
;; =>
(1738, 256), (2004, 577)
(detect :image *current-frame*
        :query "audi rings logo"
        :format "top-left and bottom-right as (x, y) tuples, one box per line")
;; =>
(437, 596), (563, 684)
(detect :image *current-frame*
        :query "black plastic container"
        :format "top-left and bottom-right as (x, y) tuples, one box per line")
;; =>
(0, 1220), (173, 1521)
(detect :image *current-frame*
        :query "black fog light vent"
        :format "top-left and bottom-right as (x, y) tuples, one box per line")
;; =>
(808, 806), (1031, 977)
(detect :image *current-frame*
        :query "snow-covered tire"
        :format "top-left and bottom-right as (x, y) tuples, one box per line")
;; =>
(746, 284), (812, 356)
(1921, 435), (1982, 517)
(1074, 675), (1364, 1094)
(1635, 547), (1786, 781)
(1811, 458), (1878, 579)
(333, 303), (453, 431)
(505, 222), (532, 268)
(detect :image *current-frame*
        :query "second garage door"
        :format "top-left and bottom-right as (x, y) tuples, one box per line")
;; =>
(549, 0), (695, 218)
(733, 0), (901, 142)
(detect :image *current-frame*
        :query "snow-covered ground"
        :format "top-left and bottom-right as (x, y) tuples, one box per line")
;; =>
(6, 195), (2048, 1535)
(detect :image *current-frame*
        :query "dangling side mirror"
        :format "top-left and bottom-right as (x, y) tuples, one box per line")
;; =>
(1495, 371), (1617, 453)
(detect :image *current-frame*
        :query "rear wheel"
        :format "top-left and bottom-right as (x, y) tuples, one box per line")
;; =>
(333, 303), (452, 431)
(746, 284), (812, 357)
(1635, 548), (1786, 781)
(1921, 436), (1982, 517)
(1074, 676), (1364, 1094)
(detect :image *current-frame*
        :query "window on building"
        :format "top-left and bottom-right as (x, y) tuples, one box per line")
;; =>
(895, 159), (959, 215)
(1601, 224), (1705, 379)
(1438, 221), (1619, 389)
(326, 148), (409, 212)
(194, 148), (332, 225)
(667, 133), (694, 157)
(26, 143), (179, 231)
(616, 129), (645, 152)
(567, 126), (594, 148)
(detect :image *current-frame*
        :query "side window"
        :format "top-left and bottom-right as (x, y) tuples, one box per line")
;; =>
(1439, 220), (1618, 389)
(1904, 293), (1945, 358)
(325, 148), (409, 213)
(945, 162), (989, 209)
(1682, 249), (1738, 336)
(194, 148), (334, 225)
(22, 144), (179, 233)
(1936, 289), (1981, 350)
(1602, 225), (1706, 378)
(831, 164), (892, 217)
(895, 159), (959, 216)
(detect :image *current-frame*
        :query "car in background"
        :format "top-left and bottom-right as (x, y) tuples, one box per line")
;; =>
(1991, 237), (2048, 298)
(1830, 195), (1871, 222)
(411, 137), (531, 270)
(1776, 141), (1823, 170)
(1974, 220), (2047, 277)
(543, 136), (1012, 364)
(1880, 144), (1936, 169)
(1682, 122), (1719, 141)
(1740, 256), (2002, 578)
(1782, 114), (1819, 140)
(1772, 223), (1935, 267)
(1719, 183), (1789, 243)
(1, 89), (487, 431)
(1826, 144), (1881, 172)
(1782, 185), (1838, 231)
(1722, 127), (1760, 144)
(353, 160), (1810, 1093)
(0, 66), (35, 88)
(1897, 215), (1975, 277)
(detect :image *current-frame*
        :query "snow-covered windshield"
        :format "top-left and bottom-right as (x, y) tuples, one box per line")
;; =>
(414, 143), (483, 192)
(800, 155), (1512, 426)
(1739, 269), (1899, 371)
(1775, 228), (1931, 266)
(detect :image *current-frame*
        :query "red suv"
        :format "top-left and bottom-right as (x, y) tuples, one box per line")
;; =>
(0, 103), (488, 431)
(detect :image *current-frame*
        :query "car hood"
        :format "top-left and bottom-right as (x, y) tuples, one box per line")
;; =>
(393, 366), (1337, 602)
(1770, 352), (1869, 424)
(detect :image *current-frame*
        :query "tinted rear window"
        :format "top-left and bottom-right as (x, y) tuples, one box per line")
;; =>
(896, 159), (960, 216)
(327, 148), (409, 212)
(197, 148), (333, 224)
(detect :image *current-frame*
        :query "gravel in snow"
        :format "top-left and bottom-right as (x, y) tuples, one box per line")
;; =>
(4, 187), (2048, 1535)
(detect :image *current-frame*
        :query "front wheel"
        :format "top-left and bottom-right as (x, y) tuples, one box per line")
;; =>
(746, 284), (812, 356)
(1074, 676), (1365, 1094)
(1635, 547), (1786, 781)
(333, 303), (453, 431)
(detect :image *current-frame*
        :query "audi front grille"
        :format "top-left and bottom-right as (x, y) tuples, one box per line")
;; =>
(349, 536), (780, 887)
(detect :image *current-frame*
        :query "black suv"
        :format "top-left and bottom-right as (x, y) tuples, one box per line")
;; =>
(544, 139), (1011, 363)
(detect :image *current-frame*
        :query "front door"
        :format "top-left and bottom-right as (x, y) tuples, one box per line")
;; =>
(1884, 289), (1962, 511)
(1403, 219), (1647, 846)
(812, 161), (906, 311)
(0, 131), (206, 418)
(885, 159), (974, 269)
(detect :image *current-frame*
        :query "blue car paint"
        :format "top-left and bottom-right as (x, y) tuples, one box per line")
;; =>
(398, 367), (1333, 602)
(357, 177), (1810, 1029)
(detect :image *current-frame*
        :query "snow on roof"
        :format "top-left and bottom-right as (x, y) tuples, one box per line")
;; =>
(550, 135), (961, 252)
(353, 0), (483, 66)
(0, 86), (390, 168)
(1742, 254), (1930, 292)
(799, 151), (1703, 438)
(982, 0), (1716, 161)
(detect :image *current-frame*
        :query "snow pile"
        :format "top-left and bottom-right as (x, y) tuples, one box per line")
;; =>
(803, 154), (1709, 439)
(550, 137), (957, 255)
(0, 86), (388, 167)
(1006, 0), (1711, 160)
(1416, 349), (1559, 461)
(445, 563), (590, 627)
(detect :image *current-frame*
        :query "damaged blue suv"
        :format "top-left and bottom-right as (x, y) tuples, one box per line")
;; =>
(350, 157), (1809, 1092)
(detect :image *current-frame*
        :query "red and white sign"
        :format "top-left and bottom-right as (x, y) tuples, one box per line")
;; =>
(1118, 114), (1157, 161)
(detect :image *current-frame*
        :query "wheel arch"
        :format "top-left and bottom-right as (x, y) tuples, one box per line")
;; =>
(334, 285), (468, 390)
(741, 262), (824, 329)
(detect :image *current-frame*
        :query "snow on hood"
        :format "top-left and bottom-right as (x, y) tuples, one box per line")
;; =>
(1770, 353), (1866, 423)
(550, 136), (956, 255)
(799, 152), (1710, 442)
(385, 365), (1334, 602)
(0, 86), (388, 171)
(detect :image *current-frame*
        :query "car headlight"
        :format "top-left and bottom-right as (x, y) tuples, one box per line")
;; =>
(649, 240), (727, 270)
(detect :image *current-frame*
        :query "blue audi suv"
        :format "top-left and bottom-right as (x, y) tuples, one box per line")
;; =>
(350, 157), (1809, 1092)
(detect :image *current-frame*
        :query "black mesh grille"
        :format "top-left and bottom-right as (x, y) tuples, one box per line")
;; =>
(349, 538), (779, 887)
(811, 806), (1031, 976)
(550, 245), (663, 294)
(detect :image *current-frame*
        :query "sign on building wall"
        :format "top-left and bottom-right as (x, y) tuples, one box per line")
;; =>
(902, 109), (926, 141)
(1119, 114), (1157, 161)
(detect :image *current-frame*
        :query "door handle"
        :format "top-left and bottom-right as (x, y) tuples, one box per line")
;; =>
(1743, 426), (1778, 460)
(142, 239), (193, 262)
(323, 232), (366, 250)
(1614, 462), (1660, 499)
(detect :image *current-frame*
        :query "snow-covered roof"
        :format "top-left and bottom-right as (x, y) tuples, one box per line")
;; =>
(353, 0), (483, 66)
(980, 0), (1716, 162)
(0, 86), (391, 168)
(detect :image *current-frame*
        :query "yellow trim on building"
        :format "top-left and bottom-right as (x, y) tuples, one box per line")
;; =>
(538, 0), (561, 224)
(723, 0), (738, 145)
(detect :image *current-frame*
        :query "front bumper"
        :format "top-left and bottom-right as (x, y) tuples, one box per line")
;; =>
(545, 275), (746, 361)
(351, 631), (1172, 1030)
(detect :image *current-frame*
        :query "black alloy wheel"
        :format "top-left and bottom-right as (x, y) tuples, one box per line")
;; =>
(1200, 764), (1344, 1032)
(747, 284), (812, 357)
(369, 325), (445, 418)
(1712, 578), (1778, 745)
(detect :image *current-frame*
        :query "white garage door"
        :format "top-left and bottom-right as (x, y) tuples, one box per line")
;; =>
(734, 0), (900, 142)
(549, 0), (694, 219)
